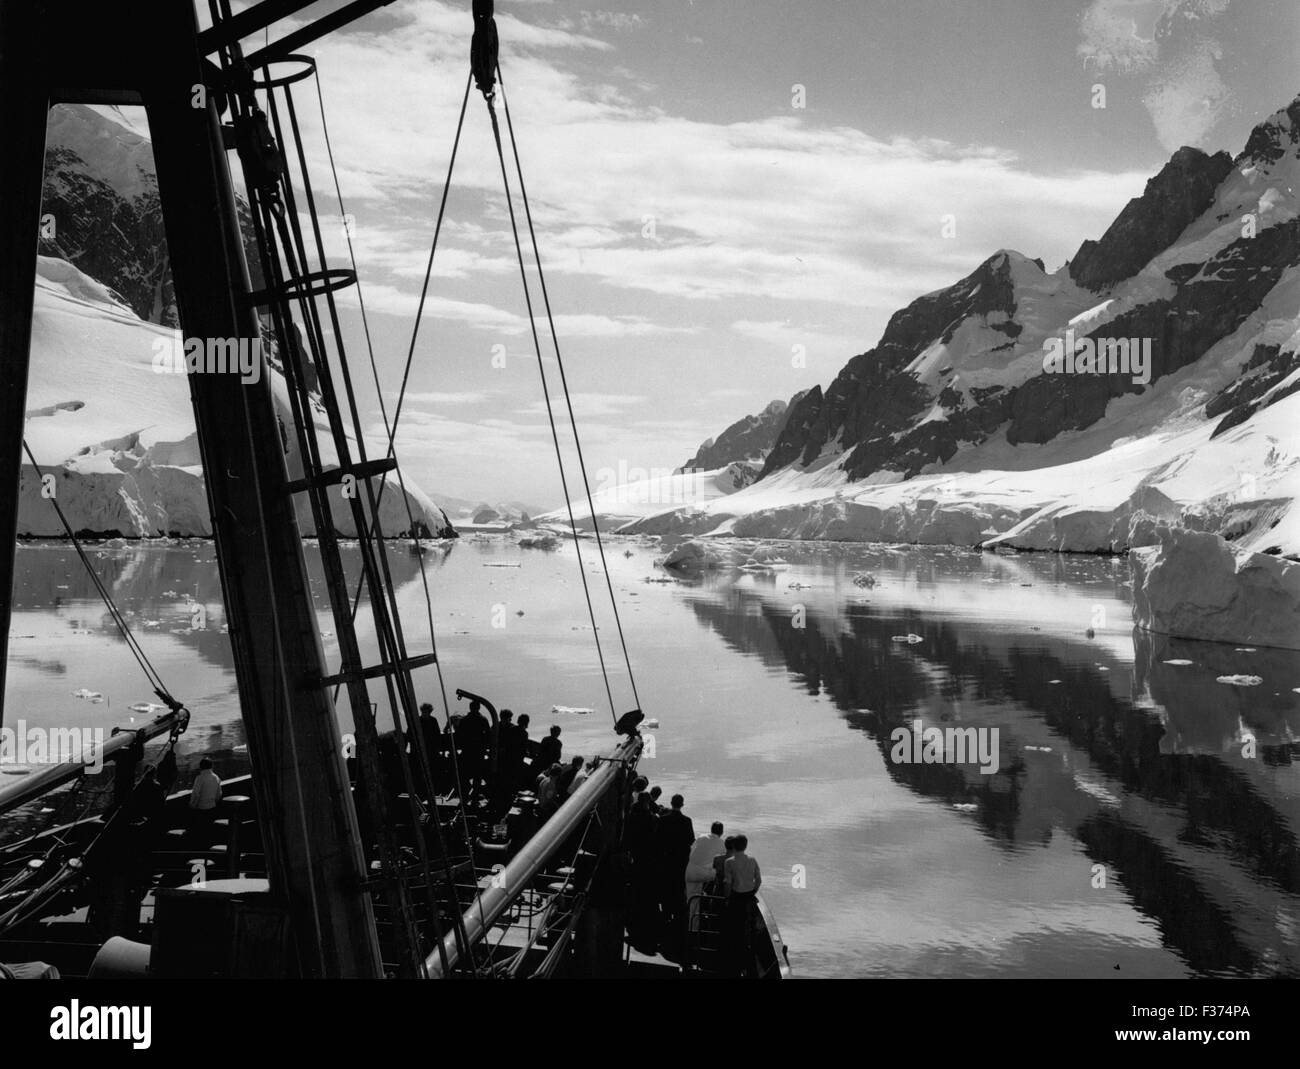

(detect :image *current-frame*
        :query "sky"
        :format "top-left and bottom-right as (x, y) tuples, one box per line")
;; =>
(198, 0), (1299, 509)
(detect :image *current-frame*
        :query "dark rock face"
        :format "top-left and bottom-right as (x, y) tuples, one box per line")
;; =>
(762, 385), (824, 471)
(1206, 344), (1300, 438)
(1008, 218), (1300, 444)
(38, 106), (264, 327)
(682, 392), (805, 471)
(39, 144), (171, 322)
(1238, 96), (1300, 166)
(1067, 146), (1233, 292)
(761, 251), (1027, 479)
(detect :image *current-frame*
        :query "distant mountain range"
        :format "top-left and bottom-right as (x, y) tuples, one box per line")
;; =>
(434, 496), (542, 525)
(580, 93), (1300, 558)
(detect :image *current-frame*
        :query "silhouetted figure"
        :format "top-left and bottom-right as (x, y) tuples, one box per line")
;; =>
(125, 766), (166, 834)
(498, 709), (528, 793)
(624, 792), (661, 953)
(490, 709), (524, 817)
(89, 765), (165, 941)
(536, 725), (562, 771)
(108, 733), (147, 816)
(655, 793), (695, 929)
(455, 700), (490, 801)
(156, 748), (179, 796)
(648, 785), (664, 813)
(413, 702), (443, 791)
(515, 714), (534, 785)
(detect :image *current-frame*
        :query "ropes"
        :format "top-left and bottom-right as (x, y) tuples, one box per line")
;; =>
(20, 442), (182, 713)
(315, 21), (645, 727)
(327, 70), (473, 739)
(309, 65), (482, 973)
(481, 91), (619, 724)
(496, 68), (643, 714)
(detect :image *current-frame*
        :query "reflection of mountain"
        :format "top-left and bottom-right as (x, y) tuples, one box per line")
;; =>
(682, 578), (1300, 976)
(10, 543), (453, 679)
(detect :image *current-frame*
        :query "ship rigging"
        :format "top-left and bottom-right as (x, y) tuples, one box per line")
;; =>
(0, 0), (789, 980)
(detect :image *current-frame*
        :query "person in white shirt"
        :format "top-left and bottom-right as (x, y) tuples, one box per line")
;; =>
(568, 758), (595, 796)
(722, 834), (762, 976)
(684, 821), (727, 930)
(188, 757), (222, 843)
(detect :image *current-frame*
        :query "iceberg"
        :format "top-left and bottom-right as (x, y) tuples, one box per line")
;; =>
(1130, 527), (1300, 650)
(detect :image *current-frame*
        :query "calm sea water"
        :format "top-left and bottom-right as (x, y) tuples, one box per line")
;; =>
(5, 537), (1300, 978)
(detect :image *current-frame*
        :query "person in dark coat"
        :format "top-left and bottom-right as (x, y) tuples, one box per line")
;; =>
(490, 709), (525, 817)
(413, 702), (443, 792)
(455, 701), (490, 801)
(624, 791), (661, 953)
(654, 793), (695, 928)
(535, 724), (562, 771)
(156, 748), (179, 796)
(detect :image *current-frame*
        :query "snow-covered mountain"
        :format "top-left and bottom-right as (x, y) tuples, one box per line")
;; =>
(19, 105), (452, 539)
(570, 94), (1300, 564)
(679, 392), (806, 473)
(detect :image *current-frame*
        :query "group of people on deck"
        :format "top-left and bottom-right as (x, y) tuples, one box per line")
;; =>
(407, 699), (766, 973)
(624, 777), (763, 976)
(409, 700), (589, 822)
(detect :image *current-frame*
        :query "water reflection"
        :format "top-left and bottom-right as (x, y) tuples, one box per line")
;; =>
(678, 564), (1300, 977)
(7, 539), (1300, 976)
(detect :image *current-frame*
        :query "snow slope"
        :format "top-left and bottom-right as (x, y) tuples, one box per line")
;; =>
(538, 463), (759, 533)
(20, 256), (452, 538)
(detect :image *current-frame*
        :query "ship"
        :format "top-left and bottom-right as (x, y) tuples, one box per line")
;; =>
(0, 0), (791, 980)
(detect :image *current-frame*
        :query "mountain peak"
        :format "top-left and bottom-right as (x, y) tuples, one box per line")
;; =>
(683, 392), (804, 472)
(1068, 144), (1233, 292)
(1237, 92), (1300, 167)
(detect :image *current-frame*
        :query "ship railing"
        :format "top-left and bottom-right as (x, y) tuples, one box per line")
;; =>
(424, 734), (640, 978)
(0, 710), (186, 821)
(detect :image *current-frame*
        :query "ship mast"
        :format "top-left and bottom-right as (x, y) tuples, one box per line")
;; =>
(0, 0), (403, 978)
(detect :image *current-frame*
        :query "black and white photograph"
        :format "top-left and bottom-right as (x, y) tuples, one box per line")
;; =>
(0, 0), (1297, 1043)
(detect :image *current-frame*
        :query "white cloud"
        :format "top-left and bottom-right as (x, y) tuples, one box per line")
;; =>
(1142, 40), (1231, 151)
(1076, 0), (1235, 150)
(731, 319), (860, 361)
(399, 391), (490, 404)
(517, 392), (647, 418)
(1077, 0), (1167, 71)
(548, 313), (697, 337)
(277, 3), (1151, 327)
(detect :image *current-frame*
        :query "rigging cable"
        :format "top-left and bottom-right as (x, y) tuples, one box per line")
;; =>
(20, 441), (184, 714)
(480, 88), (619, 723)
(496, 66), (642, 714)
(308, 67), (481, 973)
(327, 70), (473, 745)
